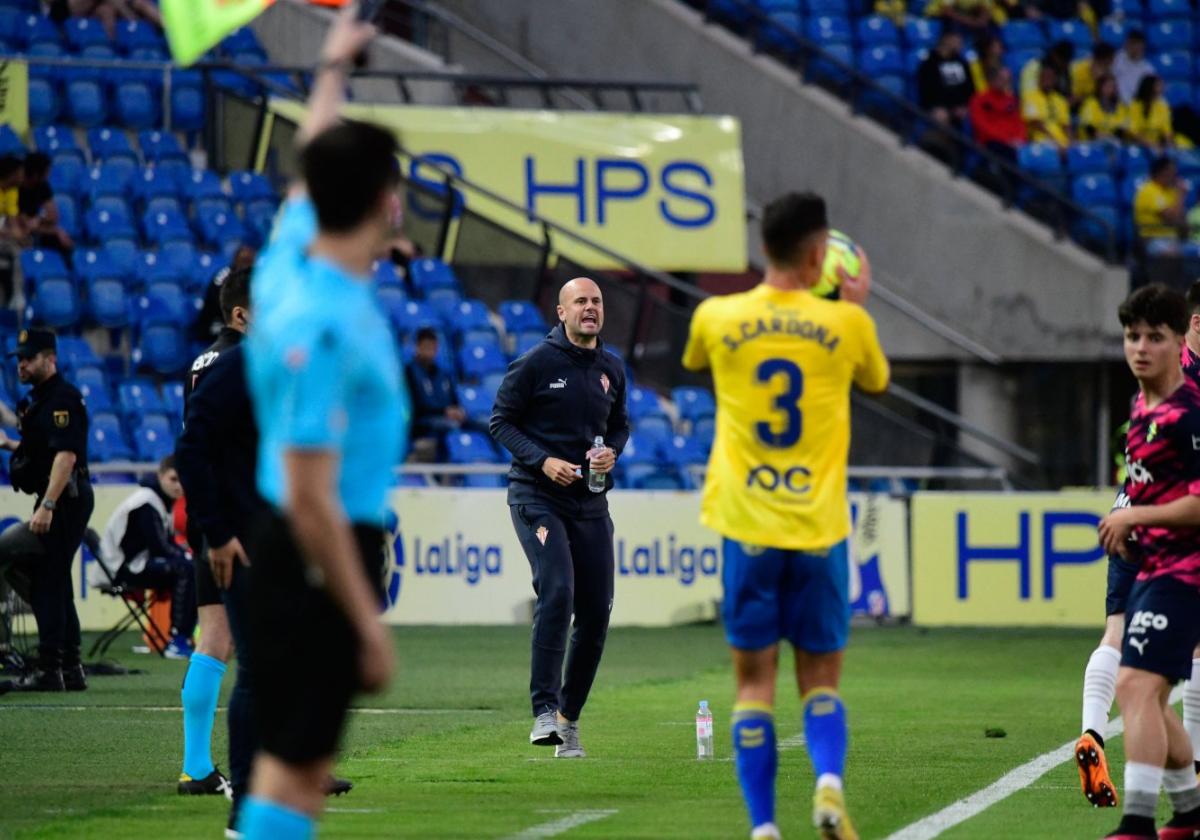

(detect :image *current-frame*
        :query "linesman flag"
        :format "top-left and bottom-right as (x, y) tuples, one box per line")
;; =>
(162, 0), (275, 66)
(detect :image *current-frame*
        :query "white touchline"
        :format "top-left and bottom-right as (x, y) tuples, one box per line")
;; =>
(882, 686), (1185, 840)
(0, 705), (492, 715)
(504, 809), (619, 839)
(779, 733), (806, 749)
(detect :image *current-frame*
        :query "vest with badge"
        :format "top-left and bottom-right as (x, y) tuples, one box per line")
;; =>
(10, 371), (89, 498)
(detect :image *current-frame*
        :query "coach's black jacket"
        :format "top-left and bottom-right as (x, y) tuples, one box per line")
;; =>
(175, 342), (264, 550)
(490, 324), (630, 519)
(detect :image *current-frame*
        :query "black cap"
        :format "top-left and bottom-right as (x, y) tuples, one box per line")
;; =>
(10, 328), (56, 360)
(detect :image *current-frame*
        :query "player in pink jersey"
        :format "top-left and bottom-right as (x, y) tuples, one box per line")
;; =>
(1099, 285), (1200, 840)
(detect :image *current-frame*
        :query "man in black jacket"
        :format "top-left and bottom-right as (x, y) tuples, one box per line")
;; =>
(490, 277), (630, 759)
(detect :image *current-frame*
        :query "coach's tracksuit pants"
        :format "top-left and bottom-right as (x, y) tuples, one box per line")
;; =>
(510, 504), (614, 721)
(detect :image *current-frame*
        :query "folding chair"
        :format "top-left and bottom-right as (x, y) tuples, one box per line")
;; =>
(82, 528), (170, 658)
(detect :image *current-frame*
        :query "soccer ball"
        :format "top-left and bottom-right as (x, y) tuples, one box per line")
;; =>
(812, 229), (862, 300)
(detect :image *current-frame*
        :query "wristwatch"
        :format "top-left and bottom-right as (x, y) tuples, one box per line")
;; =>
(41, 498), (56, 511)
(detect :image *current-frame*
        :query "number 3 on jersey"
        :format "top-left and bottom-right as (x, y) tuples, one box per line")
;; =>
(755, 358), (803, 448)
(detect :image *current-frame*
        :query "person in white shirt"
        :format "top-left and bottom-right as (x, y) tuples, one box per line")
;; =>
(1114, 30), (1155, 103)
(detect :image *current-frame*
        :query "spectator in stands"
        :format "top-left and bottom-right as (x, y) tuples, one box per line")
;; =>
(918, 30), (973, 129)
(970, 66), (1026, 161)
(1070, 42), (1116, 109)
(1019, 41), (1073, 99)
(925, 0), (997, 36)
(1113, 30), (1153, 103)
(874, 0), (907, 25)
(405, 327), (466, 460)
(1078, 73), (1130, 142)
(1129, 74), (1174, 151)
(1023, 63), (1072, 149)
(969, 34), (1006, 92)
(94, 457), (196, 659)
(18, 153), (72, 255)
(52, 0), (162, 38)
(1134, 156), (1187, 241)
(0, 156), (24, 306)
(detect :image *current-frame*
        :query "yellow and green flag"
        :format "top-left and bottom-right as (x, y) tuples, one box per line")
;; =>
(162, 0), (275, 66)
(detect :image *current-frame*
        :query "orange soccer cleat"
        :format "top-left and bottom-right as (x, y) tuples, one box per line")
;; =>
(1076, 732), (1119, 808)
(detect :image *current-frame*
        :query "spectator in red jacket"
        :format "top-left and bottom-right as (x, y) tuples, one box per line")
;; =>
(969, 66), (1027, 162)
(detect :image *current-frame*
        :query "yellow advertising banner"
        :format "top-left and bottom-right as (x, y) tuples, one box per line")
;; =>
(0, 60), (29, 136)
(266, 100), (748, 273)
(911, 491), (1117, 627)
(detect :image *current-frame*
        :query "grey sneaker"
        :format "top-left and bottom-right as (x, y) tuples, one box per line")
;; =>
(529, 711), (562, 746)
(555, 719), (585, 758)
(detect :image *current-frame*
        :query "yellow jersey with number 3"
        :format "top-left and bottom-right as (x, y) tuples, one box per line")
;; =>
(682, 284), (889, 550)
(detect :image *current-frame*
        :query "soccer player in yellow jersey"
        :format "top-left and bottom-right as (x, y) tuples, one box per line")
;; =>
(682, 193), (889, 840)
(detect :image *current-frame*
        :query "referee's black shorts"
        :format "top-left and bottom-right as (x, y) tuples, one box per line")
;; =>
(245, 508), (386, 764)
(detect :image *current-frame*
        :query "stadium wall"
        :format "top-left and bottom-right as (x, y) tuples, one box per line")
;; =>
(436, 0), (1128, 362)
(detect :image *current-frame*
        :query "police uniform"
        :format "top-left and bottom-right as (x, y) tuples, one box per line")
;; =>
(489, 324), (629, 722)
(7, 329), (93, 684)
(182, 324), (245, 610)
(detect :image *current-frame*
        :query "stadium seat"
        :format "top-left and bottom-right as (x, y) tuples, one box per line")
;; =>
(117, 377), (164, 418)
(858, 45), (903, 77)
(49, 154), (86, 198)
(228, 170), (275, 205)
(103, 238), (140, 278)
(806, 15), (852, 45)
(1001, 20), (1045, 52)
(693, 415), (716, 452)
(445, 299), (493, 337)
(90, 413), (132, 462)
(1146, 20), (1192, 52)
(28, 277), (82, 328)
(1154, 50), (1192, 81)
(1018, 142), (1064, 184)
(65, 80), (107, 127)
(409, 258), (461, 295)
(458, 344), (508, 383)
(425, 287), (462, 321)
(511, 328), (545, 358)
(181, 168), (225, 204)
(1071, 173), (1117, 206)
(394, 300), (440, 337)
(79, 381), (113, 414)
(758, 9), (802, 53)
(1176, 149), (1200, 181)
(144, 283), (192, 324)
(903, 17), (940, 49)
(1099, 19), (1127, 47)
(445, 430), (499, 464)
(64, 16), (110, 51)
(55, 194), (79, 240)
(57, 335), (100, 369)
(84, 161), (135, 201)
(16, 13), (61, 50)
(461, 329), (502, 354)
(32, 125), (75, 153)
(498, 300), (547, 334)
(87, 277), (130, 329)
(627, 384), (667, 422)
(134, 301), (189, 373)
(138, 130), (188, 166)
(634, 415), (673, 450)
(0, 127), (21, 159)
(1072, 205), (1120, 251)
(1164, 80), (1193, 108)
(28, 77), (61, 126)
(162, 381), (185, 419)
(114, 18), (163, 54)
(85, 204), (137, 244)
(633, 468), (686, 491)
(1121, 144), (1152, 177)
(1147, 0), (1190, 19)
(1067, 142), (1117, 175)
(75, 363), (108, 393)
(460, 473), (506, 489)
(617, 433), (660, 466)
(75, 246), (125, 286)
(170, 76), (205, 133)
(113, 82), (158, 130)
(375, 285), (408, 323)
(130, 167), (180, 209)
(856, 15), (899, 47)
(144, 194), (183, 219)
(142, 207), (192, 246)
(132, 415), (175, 461)
(804, 0), (849, 15)
(20, 248), (69, 285)
(372, 259), (403, 289)
(671, 386), (717, 423)
(1046, 19), (1092, 51)
(807, 42), (854, 88)
(660, 434), (710, 468)
(457, 384), (496, 427)
(196, 209), (247, 256)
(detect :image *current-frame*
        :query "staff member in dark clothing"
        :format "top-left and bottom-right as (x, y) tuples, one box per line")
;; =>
(490, 277), (629, 759)
(0, 328), (93, 693)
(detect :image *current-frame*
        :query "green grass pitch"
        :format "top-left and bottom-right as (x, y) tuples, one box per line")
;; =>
(0, 625), (1162, 838)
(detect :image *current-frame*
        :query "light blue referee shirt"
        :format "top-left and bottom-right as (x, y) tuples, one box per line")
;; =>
(246, 195), (409, 525)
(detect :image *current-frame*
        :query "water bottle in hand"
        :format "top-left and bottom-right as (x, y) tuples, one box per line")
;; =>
(696, 700), (714, 759)
(587, 435), (607, 494)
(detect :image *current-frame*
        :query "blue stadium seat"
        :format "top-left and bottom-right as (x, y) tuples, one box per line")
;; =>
(633, 468), (686, 491)
(132, 415), (174, 461)
(28, 77), (60, 126)
(394, 300), (440, 337)
(243, 200), (278, 247)
(1176, 149), (1200, 181)
(20, 248), (69, 285)
(1067, 142), (1117, 175)
(115, 19), (163, 54)
(55, 194), (79, 240)
(144, 194), (182, 219)
(458, 344), (508, 383)
(511, 328), (545, 358)
(671, 386), (717, 423)
(1018, 142), (1064, 179)
(498, 300), (547, 333)
(806, 15), (852, 45)
(445, 299), (493, 337)
(133, 301), (189, 373)
(65, 80), (107, 127)
(375, 285), (407, 323)
(1155, 50), (1192, 81)
(1120, 174), (1148, 206)
(57, 335), (100, 368)
(116, 378), (164, 423)
(1099, 19), (1127, 46)
(660, 434), (710, 468)
(481, 370), (505, 395)
(79, 381), (113, 414)
(86, 277), (129, 329)
(804, 0), (849, 14)
(858, 45), (903, 77)
(808, 42), (854, 88)
(760, 10), (803, 52)
(87, 126), (134, 159)
(409, 258), (461, 295)
(33, 124), (75, 153)
(162, 381), (185, 419)
(196, 209), (247, 256)
(1147, 0), (1190, 19)
(461, 328), (502, 354)
(1146, 20), (1192, 52)
(856, 15), (899, 46)
(75, 363), (108, 393)
(1072, 205), (1120, 251)
(904, 17), (940, 49)
(634, 415), (673, 450)
(90, 412), (132, 462)
(159, 240), (199, 278)
(457, 384), (495, 427)
(1072, 173), (1118, 206)
(130, 167), (179, 208)
(28, 277), (81, 328)
(1121, 144), (1152, 177)
(460, 474), (505, 489)
(372, 259), (403, 288)
(1046, 19), (1092, 51)
(424, 287), (462, 322)
(228, 170), (275, 204)
(1164, 80), (1193, 107)
(221, 26), (265, 55)
(85, 204), (136, 244)
(1110, 0), (1144, 16)
(142, 208), (192, 247)
(84, 161), (135, 201)
(75, 246), (125, 286)
(49, 152), (87, 199)
(618, 433), (660, 466)
(16, 13), (61, 50)
(138, 130), (187, 166)
(113, 81), (157, 129)
(170, 74), (205, 132)
(1001, 20), (1045, 52)
(181, 168), (225, 203)
(693, 415), (716, 452)
(64, 16), (110, 51)
(103, 239), (139, 278)
(445, 430), (499, 464)
(79, 43), (115, 61)
(628, 385), (667, 422)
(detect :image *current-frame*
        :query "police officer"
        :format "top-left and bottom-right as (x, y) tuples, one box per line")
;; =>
(0, 328), (93, 693)
(490, 277), (630, 759)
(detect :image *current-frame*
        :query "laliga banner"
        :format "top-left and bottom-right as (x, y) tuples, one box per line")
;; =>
(0, 487), (907, 632)
(911, 491), (1116, 627)
(265, 100), (748, 273)
(377, 489), (909, 626)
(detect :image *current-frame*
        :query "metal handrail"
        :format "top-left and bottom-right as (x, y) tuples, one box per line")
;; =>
(690, 0), (1118, 262)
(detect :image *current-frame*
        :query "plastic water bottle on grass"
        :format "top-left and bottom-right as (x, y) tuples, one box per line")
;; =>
(696, 700), (714, 759)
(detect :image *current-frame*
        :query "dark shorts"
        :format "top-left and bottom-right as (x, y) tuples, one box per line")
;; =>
(194, 548), (222, 608)
(721, 538), (850, 653)
(246, 509), (386, 764)
(1121, 575), (1200, 683)
(1106, 554), (1140, 616)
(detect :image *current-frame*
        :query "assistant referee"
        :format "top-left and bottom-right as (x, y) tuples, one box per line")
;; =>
(490, 277), (630, 759)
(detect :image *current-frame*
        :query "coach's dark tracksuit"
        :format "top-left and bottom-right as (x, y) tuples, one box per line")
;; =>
(174, 342), (264, 808)
(490, 324), (629, 721)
